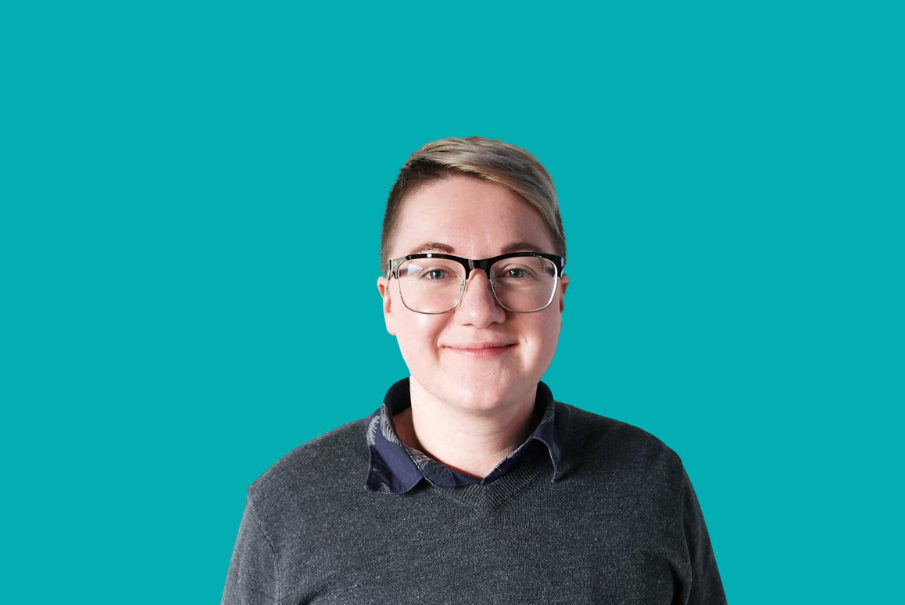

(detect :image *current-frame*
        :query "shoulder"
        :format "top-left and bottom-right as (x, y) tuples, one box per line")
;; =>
(555, 402), (685, 484)
(246, 416), (372, 512)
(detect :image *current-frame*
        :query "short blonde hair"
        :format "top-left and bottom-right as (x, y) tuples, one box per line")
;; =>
(380, 136), (566, 271)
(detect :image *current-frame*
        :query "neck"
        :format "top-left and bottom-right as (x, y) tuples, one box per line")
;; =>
(393, 378), (540, 479)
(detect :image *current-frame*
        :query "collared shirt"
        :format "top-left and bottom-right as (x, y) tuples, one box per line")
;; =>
(365, 378), (563, 494)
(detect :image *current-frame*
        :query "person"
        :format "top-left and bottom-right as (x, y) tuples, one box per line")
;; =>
(222, 137), (726, 604)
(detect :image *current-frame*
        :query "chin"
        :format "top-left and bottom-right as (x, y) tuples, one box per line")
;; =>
(440, 380), (533, 414)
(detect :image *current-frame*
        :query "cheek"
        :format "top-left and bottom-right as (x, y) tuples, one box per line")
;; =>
(395, 313), (444, 358)
(527, 314), (563, 360)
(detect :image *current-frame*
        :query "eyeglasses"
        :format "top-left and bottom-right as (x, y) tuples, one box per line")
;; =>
(386, 252), (566, 314)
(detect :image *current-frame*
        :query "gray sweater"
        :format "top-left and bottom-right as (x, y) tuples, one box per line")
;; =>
(222, 402), (726, 604)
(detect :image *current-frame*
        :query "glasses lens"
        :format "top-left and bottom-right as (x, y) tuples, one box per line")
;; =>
(397, 258), (467, 313)
(490, 256), (559, 312)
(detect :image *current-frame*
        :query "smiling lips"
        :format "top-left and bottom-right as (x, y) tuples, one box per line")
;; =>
(444, 342), (516, 358)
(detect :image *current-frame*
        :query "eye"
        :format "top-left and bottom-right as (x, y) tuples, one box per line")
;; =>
(426, 269), (448, 280)
(500, 264), (536, 280)
(506, 268), (529, 279)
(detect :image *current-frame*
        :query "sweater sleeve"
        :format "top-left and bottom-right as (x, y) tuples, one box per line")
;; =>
(681, 468), (727, 604)
(222, 495), (279, 605)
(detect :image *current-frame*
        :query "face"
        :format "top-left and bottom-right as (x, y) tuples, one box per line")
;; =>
(377, 176), (568, 415)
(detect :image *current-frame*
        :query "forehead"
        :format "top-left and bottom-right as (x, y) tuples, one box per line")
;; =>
(392, 176), (554, 257)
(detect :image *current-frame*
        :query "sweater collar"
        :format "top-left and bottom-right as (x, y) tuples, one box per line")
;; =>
(365, 378), (562, 494)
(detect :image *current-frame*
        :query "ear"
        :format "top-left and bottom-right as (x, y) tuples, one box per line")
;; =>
(377, 276), (396, 335)
(559, 274), (569, 313)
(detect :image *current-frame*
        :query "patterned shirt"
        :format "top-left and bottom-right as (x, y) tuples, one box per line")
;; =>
(365, 378), (563, 494)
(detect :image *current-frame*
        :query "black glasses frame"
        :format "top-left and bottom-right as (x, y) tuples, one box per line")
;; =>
(386, 252), (566, 314)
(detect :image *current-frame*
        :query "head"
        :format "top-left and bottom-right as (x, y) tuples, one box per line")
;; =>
(377, 137), (568, 415)
(380, 137), (566, 273)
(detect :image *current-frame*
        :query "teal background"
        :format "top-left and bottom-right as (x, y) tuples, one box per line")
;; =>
(2, 1), (902, 602)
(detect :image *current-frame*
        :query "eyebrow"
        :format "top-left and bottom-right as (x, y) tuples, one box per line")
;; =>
(409, 242), (456, 255)
(407, 241), (547, 256)
(500, 241), (546, 254)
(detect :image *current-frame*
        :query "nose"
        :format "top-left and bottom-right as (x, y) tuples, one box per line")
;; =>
(454, 270), (506, 327)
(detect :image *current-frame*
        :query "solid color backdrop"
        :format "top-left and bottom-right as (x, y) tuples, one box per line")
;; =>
(2, 1), (902, 603)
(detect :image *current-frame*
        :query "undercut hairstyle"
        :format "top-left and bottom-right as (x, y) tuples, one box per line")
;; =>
(380, 136), (566, 272)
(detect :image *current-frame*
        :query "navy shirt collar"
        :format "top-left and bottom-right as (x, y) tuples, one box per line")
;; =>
(365, 378), (563, 494)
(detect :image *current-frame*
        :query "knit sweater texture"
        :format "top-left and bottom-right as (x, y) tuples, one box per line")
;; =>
(222, 402), (726, 604)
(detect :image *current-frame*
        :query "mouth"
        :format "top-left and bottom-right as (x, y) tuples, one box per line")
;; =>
(444, 342), (516, 358)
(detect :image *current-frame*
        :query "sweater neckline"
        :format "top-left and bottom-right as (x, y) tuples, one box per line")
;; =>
(432, 449), (550, 512)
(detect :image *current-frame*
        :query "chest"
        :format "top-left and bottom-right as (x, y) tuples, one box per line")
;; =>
(272, 488), (684, 604)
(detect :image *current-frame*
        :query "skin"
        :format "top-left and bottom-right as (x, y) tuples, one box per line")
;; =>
(376, 176), (568, 478)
